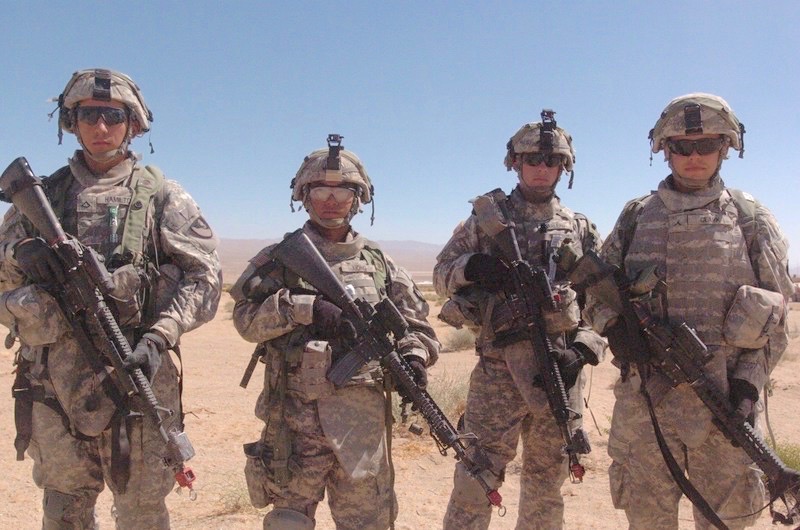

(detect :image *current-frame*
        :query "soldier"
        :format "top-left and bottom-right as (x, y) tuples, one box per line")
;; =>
(585, 93), (793, 529)
(231, 134), (439, 530)
(435, 111), (605, 529)
(0, 68), (222, 528)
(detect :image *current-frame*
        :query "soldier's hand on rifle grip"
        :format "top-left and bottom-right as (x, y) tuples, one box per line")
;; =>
(311, 297), (357, 343)
(13, 238), (65, 284)
(125, 331), (167, 380)
(464, 253), (508, 292)
(729, 378), (758, 427)
(554, 347), (586, 390)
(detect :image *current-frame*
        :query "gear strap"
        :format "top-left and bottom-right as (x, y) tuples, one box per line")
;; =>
(12, 359), (34, 460)
(113, 165), (164, 267)
(639, 366), (728, 530)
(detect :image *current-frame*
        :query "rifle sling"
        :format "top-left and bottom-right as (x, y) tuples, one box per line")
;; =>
(110, 412), (134, 494)
(639, 366), (729, 530)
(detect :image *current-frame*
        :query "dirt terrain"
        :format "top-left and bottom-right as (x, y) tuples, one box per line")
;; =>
(0, 298), (798, 529)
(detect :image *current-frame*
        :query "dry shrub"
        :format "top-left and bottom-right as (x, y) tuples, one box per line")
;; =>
(771, 439), (800, 471)
(442, 328), (475, 353)
(203, 477), (261, 517)
(391, 371), (470, 441)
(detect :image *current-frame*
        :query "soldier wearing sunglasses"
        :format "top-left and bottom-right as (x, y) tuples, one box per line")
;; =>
(585, 93), (793, 528)
(0, 68), (222, 528)
(230, 134), (439, 530)
(435, 111), (605, 529)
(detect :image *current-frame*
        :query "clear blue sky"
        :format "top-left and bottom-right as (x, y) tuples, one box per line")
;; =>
(1, 2), (798, 271)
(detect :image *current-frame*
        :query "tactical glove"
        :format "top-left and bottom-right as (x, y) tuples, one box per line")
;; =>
(463, 253), (508, 292)
(399, 355), (428, 406)
(555, 343), (597, 390)
(604, 318), (641, 363)
(729, 378), (759, 426)
(311, 297), (357, 343)
(14, 238), (65, 284)
(124, 331), (167, 380)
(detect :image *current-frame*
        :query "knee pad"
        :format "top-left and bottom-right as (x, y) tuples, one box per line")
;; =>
(263, 508), (315, 530)
(43, 489), (93, 528)
(451, 461), (503, 507)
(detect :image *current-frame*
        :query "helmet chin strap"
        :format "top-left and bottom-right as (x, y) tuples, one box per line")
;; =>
(304, 197), (359, 229)
(672, 171), (721, 191)
(75, 121), (132, 165)
(517, 167), (560, 202)
(669, 150), (724, 191)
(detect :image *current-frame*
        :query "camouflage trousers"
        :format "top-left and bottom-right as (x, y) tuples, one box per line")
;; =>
(27, 358), (181, 529)
(607, 370), (765, 530)
(442, 350), (586, 530)
(259, 385), (396, 530)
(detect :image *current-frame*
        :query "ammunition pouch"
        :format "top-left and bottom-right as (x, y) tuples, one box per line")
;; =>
(487, 287), (579, 345)
(438, 287), (493, 329)
(243, 440), (279, 509)
(287, 340), (334, 401)
(723, 285), (785, 349)
(541, 284), (580, 334)
(108, 264), (143, 328)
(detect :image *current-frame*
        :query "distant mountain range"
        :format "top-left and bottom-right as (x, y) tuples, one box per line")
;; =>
(217, 238), (442, 285)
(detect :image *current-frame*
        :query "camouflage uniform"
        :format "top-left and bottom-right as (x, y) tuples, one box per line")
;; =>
(435, 186), (604, 530)
(1, 69), (221, 529)
(585, 94), (793, 529)
(232, 221), (438, 530)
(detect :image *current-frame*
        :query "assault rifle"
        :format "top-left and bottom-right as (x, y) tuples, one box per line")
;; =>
(569, 250), (800, 526)
(0, 157), (197, 497)
(471, 195), (590, 482)
(271, 229), (503, 510)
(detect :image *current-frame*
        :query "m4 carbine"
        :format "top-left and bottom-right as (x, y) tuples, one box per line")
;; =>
(471, 194), (590, 483)
(569, 250), (800, 526)
(0, 157), (197, 497)
(271, 229), (503, 510)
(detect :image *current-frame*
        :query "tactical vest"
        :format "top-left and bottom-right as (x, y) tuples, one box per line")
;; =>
(42, 164), (165, 269)
(482, 188), (594, 283)
(258, 241), (390, 368)
(618, 189), (758, 345)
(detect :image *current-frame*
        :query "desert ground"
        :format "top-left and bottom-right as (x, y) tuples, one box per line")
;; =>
(0, 296), (798, 529)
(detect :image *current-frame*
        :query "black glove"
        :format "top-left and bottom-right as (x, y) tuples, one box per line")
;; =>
(399, 355), (428, 406)
(554, 347), (586, 390)
(311, 297), (357, 343)
(463, 253), (508, 292)
(405, 355), (428, 390)
(124, 331), (167, 380)
(604, 318), (641, 363)
(729, 378), (759, 426)
(14, 238), (65, 284)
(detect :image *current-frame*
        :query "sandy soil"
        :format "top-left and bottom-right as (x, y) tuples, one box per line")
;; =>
(1, 298), (798, 529)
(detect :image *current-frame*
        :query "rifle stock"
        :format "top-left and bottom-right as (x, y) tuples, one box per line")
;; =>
(270, 229), (503, 509)
(571, 250), (800, 525)
(0, 157), (197, 496)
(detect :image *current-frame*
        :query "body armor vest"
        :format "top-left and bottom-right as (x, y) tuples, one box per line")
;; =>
(625, 190), (756, 345)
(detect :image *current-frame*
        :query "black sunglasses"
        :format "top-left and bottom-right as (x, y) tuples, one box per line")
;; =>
(75, 106), (129, 126)
(667, 137), (724, 157)
(522, 152), (562, 168)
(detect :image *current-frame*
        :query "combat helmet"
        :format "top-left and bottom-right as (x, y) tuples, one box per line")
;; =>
(504, 109), (576, 187)
(290, 134), (375, 225)
(649, 93), (745, 159)
(53, 68), (153, 145)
